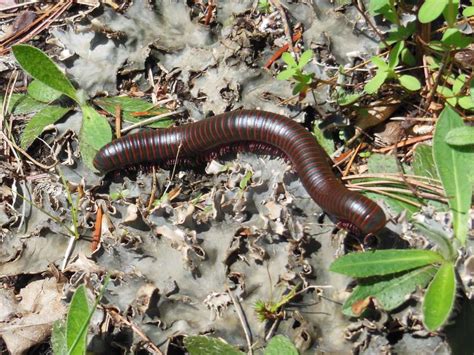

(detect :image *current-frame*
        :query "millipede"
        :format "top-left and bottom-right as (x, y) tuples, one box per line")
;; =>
(94, 109), (387, 235)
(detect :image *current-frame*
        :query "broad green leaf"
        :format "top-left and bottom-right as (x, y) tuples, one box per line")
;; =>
(277, 68), (297, 81)
(388, 41), (404, 69)
(281, 52), (297, 67)
(400, 47), (416, 66)
(1, 93), (49, 114)
(423, 262), (456, 331)
(463, 6), (474, 17)
(312, 124), (335, 155)
(51, 320), (67, 355)
(458, 96), (474, 110)
(94, 96), (173, 128)
(452, 74), (467, 95)
(418, 0), (448, 23)
(368, 153), (398, 173)
(79, 105), (113, 171)
(184, 336), (244, 355)
(413, 144), (439, 180)
(343, 265), (437, 316)
(12, 44), (78, 102)
(433, 105), (472, 245)
(297, 49), (313, 69)
(336, 92), (361, 106)
(329, 249), (444, 277)
(363, 191), (419, 217)
(441, 28), (472, 49)
(364, 71), (388, 94)
(369, 0), (391, 13)
(399, 75), (421, 91)
(371, 56), (389, 70)
(264, 335), (298, 355)
(66, 285), (90, 355)
(27, 80), (63, 103)
(292, 82), (306, 95)
(443, 0), (460, 27)
(387, 24), (416, 45)
(20, 105), (71, 149)
(445, 126), (474, 146)
(413, 221), (456, 261)
(437, 86), (457, 106)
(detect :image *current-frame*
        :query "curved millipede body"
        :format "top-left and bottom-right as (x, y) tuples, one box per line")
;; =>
(94, 110), (386, 235)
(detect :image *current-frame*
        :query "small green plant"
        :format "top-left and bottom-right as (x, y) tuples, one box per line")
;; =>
(184, 334), (298, 355)
(11, 45), (173, 170)
(330, 105), (473, 331)
(277, 50), (315, 96)
(364, 41), (421, 94)
(257, 0), (272, 14)
(51, 275), (110, 354)
(254, 286), (298, 322)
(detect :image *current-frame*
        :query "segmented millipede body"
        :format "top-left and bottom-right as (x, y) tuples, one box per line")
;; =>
(94, 110), (387, 235)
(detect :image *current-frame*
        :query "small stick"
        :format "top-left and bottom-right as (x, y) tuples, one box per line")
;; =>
(264, 32), (302, 69)
(342, 142), (363, 177)
(107, 308), (163, 354)
(91, 205), (103, 252)
(372, 134), (433, 153)
(226, 285), (253, 355)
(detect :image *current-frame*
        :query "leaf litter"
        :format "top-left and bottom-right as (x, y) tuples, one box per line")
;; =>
(1, 0), (469, 354)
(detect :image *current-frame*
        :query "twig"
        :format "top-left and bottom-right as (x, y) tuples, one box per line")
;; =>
(352, 0), (390, 48)
(226, 285), (253, 355)
(114, 105), (122, 138)
(263, 32), (302, 69)
(147, 166), (158, 211)
(107, 308), (163, 354)
(372, 134), (433, 153)
(342, 143), (363, 177)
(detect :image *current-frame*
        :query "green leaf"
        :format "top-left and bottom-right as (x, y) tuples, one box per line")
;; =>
(437, 86), (457, 106)
(368, 153), (399, 173)
(371, 56), (389, 70)
(433, 105), (472, 245)
(458, 96), (474, 110)
(277, 68), (297, 81)
(12, 44), (78, 102)
(184, 336), (244, 355)
(1, 93), (49, 114)
(369, 0), (391, 13)
(423, 262), (456, 331)
(387, 24), (416, 44)
(364, 71), (388, 94)
(445, 126), (474, 146)
(343, 266), (437, 316)
(20, 105), (71, 149)
(452, 74), (467, 95)
(441, 28), (472, 49)
(418, 0), (448, 23)
(66, 285), (90, 355)
(336, 92), (362, 106)
(463, 6), (474, 17)
(94, 96), (173, 128)
(239, 170), (253, 190)
(363, 191), (419, 217)
(79, 105), (113, 171)
(312, 124), (335, 155)
(413, 144), (439, 180)
(388, 41), (404, 69)
(413, 221), (455, 261)
(51, 320), (68, 355)
(400, 47), (416, 66)
(264, 335), (299, 355)
(329, 249), (443, 277)
(297, 49), (313, 69)
(399, 75), (421, 91)
(443, 0), (460, 27)
(292, 82), (306, 95)
(27, 80), (63, 103)
(281, 52), (297, 67)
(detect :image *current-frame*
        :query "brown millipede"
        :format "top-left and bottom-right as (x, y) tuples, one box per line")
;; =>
(94, 110), (387, 235)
